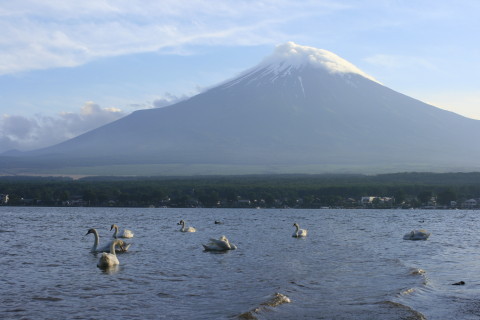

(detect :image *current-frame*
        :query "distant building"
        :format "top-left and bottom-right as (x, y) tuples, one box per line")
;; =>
(463, 199), (478, 209)
(361, 196), (376, 205)
(360, 196), (394, 207)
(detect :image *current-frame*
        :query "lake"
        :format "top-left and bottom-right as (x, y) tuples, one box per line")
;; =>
(1, 207), (480, 319)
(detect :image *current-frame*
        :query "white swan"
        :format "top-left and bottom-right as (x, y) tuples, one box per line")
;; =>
(292, 223), (308, 238)
(178, 219), (196, 232)
(202, 235), (237, 251)
(111, 224), (134, 239)
(86, 228), (130, 253)
(97, 239), (124, 269)
(403, 229), (430, 240)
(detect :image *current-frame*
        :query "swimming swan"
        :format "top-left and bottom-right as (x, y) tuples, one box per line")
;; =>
(111, 224), (134, 239)
(292, 223), (308, 238)
(97, 239), (124, 269)
(403, 229), (430, 240)
(178, 220), (196, 232)
(203, 235), (237, 251)
(86, 228), (130, 253)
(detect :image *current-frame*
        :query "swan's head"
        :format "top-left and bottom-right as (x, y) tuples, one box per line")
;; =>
(178, 220), (185, 225)
(220, 235), (228, 242)
(293, 223), (299, 227)
(86, 228), (96, 236)
(113, 239), (126, 251)
(110, 224), (119, 231)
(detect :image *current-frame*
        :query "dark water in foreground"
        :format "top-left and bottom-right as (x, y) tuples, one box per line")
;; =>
(2, 207), (480, 319)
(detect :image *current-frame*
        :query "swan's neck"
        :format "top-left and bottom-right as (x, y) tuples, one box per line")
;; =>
(295, 225), (300, 232)
(109, 241), (118, 255)
(112, 226), (119, 238)
(180, 221), (185, 231)
(92, 230), (100, 252)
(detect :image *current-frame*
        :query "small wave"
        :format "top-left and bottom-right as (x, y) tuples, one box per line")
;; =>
(237, 293), (291, 319)
(32, 296), (63, 302)
(410, 268), (426, 275)
(409, 268), (429, 285)
(400, 288), (415, 296)
(157, 292), (174, 298)
(381, 301), (426, 320)
(45, 263), (61, 267)
(5, 308), (26, 313)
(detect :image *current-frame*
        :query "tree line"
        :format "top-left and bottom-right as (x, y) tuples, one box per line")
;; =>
(1, 172), (480, 208)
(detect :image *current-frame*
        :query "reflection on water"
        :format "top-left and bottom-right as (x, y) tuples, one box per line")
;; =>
(100, 265), (120, 275)
(0, 207), (479, 319)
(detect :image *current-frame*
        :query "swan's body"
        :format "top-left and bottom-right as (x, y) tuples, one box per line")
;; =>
(203, 235), (237, 251)
(292, 223), (308, 238)
(178, 220), (196, 232)
(86, 228), (130, 253)
(97, 239), (124, 268)
(111, 224), (134, 239)
(403, 229), (430, 240)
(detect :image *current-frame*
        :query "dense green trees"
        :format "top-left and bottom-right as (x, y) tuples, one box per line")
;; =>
(1, 172), (480, 208)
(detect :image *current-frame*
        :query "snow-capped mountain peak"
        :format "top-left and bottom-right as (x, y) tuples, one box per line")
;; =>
(256, 42), (377, 82)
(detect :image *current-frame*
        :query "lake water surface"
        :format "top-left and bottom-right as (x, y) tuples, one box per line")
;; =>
(2, 207), (480, 319)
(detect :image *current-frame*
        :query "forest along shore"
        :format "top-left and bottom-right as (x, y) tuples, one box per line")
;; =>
(1, 172), (480, 209)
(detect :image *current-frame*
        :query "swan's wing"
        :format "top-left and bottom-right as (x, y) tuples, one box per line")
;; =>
(98, 252), (119, 267)
(203, 244), (217, 251)
(404, 230), (430, 240)
(403, 231), (415, 239)
(209, 238), (230, 250)
(106, 253), (119, 266)
(203, 243), (224, 251)
(123, 229), (134, 238)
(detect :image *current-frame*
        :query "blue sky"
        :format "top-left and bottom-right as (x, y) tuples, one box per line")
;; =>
(1, 0), (479, 152)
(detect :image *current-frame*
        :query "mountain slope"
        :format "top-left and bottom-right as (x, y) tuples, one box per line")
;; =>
(3, 42), (480, 174)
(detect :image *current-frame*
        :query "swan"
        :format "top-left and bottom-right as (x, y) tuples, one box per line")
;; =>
(86, 228), (130, 253)
(111, 224), (134, 239)
(97, 239), (124, 269)
(178, 220), (196, 232)
(403, 229), (431, 240)
(292, 223), (308, 238)
(202, 235), (237, 251)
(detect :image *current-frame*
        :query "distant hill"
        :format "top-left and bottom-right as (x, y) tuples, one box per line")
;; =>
(2, 42), (480, 176)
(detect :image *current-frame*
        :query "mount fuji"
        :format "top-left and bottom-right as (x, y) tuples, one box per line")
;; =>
(3, 42), (480, 175)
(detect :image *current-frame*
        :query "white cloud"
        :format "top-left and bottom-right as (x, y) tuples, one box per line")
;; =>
(153, 93), (189, 108)
(0, 0), (349, 75)
(0, 102), (126, 153)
